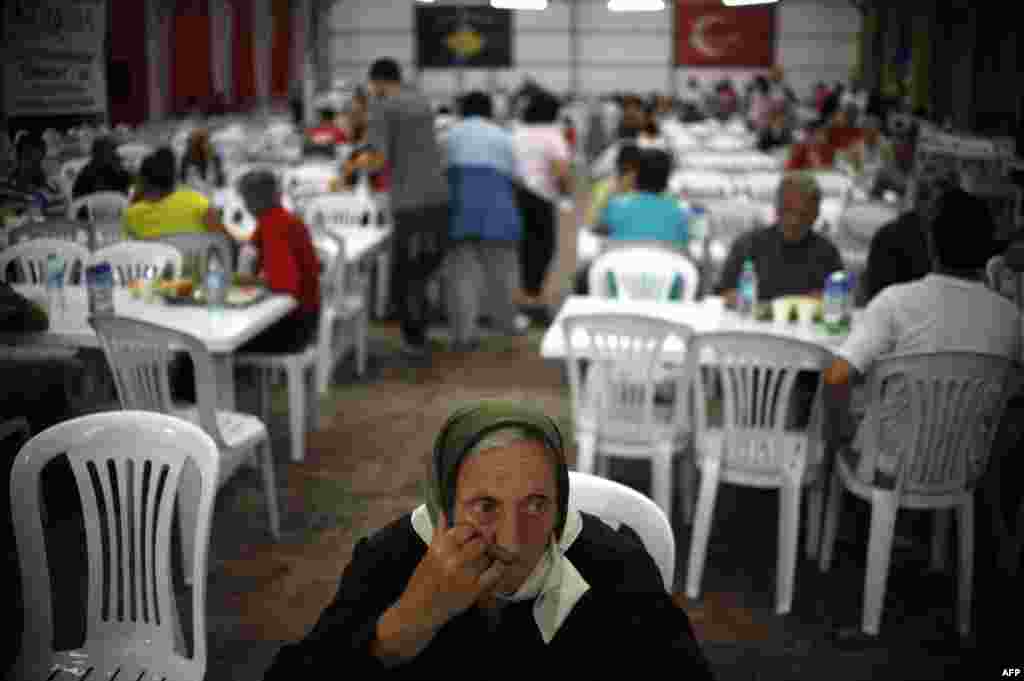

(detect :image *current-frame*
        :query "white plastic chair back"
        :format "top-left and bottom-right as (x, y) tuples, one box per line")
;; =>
(669, 170), (735, 200)
(9, 410), (217, 681)
(91, 241), (183, 285)
(281, 163), (339, 202)
(116, 143), (154, 173)
(840, 200), (901, 244)
(304, 186), (386, 232)
(563, 313), (693, 443)
(59, 157), (92, 200)
(722, 153), (783, 173)
(704, 134), (752, 153)
(687, 332), (832, 476)
(8, 217), (90, 248)
(702, 198), (760, 242)
(156, 231), (234, 272)
(90, 317), (235, 453)
(678, 152), (737, 173)
(590, 246), (700, 302)
(68, 191), (131, 225)
(568, 470), (675, 591)
(810, 170), (853, 200)
(740, 171), (783, 201)
(0, 238), (90, 285)
(858, 352), (1016, 497)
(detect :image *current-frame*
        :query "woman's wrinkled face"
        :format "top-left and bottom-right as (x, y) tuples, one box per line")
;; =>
(454, 438), (558, 598)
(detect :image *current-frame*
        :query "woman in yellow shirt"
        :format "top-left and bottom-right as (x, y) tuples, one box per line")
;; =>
(123, 147), (223, 239)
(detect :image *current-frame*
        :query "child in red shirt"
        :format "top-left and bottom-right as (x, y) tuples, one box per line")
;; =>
(235, 169), (321, 353)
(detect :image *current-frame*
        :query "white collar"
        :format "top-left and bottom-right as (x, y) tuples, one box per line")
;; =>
(410, 504), (590, 644)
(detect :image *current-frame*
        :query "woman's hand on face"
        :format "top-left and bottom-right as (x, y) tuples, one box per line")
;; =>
(399, 510), (507, 629)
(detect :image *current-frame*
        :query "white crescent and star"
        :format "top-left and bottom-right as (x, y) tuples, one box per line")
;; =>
(690, 15), (743, 58)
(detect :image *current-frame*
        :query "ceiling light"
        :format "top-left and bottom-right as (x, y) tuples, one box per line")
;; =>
(722, 0), (779, 6)
(491, 0), (548, 9)
(608, 0), (666, 10)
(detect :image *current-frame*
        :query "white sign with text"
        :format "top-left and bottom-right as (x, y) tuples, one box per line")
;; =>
(4, 0), (108, 117)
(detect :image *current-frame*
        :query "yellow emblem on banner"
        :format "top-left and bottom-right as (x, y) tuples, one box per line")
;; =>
(447, 29), (484, 59)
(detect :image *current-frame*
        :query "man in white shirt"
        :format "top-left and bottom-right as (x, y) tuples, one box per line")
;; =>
(824, 188), (1020, 487)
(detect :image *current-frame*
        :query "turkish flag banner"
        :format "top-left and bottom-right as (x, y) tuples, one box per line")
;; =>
(675, 1), (776, 67)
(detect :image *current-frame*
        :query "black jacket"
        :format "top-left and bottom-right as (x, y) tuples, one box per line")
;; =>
(263, 511), (715, 681)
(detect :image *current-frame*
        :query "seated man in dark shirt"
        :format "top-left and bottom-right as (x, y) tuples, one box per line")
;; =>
(716, 171), (844, 305)
(263, 401), (715, 680)
(71, 135), (134, 199)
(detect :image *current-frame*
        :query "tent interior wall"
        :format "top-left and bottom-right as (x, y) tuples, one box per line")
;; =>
(0, 0), (1020, 149)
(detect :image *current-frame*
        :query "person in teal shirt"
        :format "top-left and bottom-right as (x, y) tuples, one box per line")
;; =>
(575, 148), (693, 297)
(597, 148), (690, 249)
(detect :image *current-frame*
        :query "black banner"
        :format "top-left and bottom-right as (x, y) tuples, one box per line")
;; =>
(415, 5), (513, 69)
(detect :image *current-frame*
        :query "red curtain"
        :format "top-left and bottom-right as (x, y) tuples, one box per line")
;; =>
(107, 0), (149, 125)
(675, 0), (776, 68)
(171, 0), (214, 113)
(270, 0), (292, 98)
(232, 0), (257, 108)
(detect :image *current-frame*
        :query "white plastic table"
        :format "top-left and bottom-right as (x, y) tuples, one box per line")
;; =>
(0, 285), (297, 410)
(541, 295), (856, 365)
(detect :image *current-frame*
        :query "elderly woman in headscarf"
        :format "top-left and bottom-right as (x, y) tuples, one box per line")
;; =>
(263, 400), (715, 680)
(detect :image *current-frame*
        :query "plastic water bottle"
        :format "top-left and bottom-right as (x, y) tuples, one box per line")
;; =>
(86, 262), (115, 316)
(205, 250), (227, 310)
(823, 271), (848, 334)
(738, 258), (758, 318)
(45, 253), (66, 318)
(28, 193), (46, 222)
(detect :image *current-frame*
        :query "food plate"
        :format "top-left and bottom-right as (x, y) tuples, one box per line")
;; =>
(154, 284), (269, 307)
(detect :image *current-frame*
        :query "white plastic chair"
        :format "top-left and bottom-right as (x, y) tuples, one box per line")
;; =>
(838, 200), (900, 245)
(819, 351), (1018, 636)
(90, 241), (183, 286)
(8, 217), (90, 248)
(704, 134), (753, 153)
(9, 410), (218, 681)
(89, 317), (281, 586)
(156, 231), (234, 273)
(116, 143), (155, 173)
(678, 152), (738, 173)
(685, 332), (832, 615)
(739, 171), (784, 202)
(568, 470), (676, 592)
(0, 238), (90, 285)
(67, 191), (131, 224)
(562, 313), (696, 523)
(721, 153), (784, 174)
(311, 229), (369, 391)
(304, 181), (392, 319)
(589, 246), (700, 303)
(59, 157), (92, 201)
(304, 186), (388, 231)
(669, 170), (735, 201)
(281, 163), (340, 206)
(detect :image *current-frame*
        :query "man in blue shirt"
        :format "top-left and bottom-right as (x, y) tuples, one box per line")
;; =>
(443, 91), (524, 351)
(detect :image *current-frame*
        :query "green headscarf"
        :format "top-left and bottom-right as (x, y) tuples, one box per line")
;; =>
(424, 400), (570, 539)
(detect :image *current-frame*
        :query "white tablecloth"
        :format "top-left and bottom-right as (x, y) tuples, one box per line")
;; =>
(541, 295), (856, 365)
